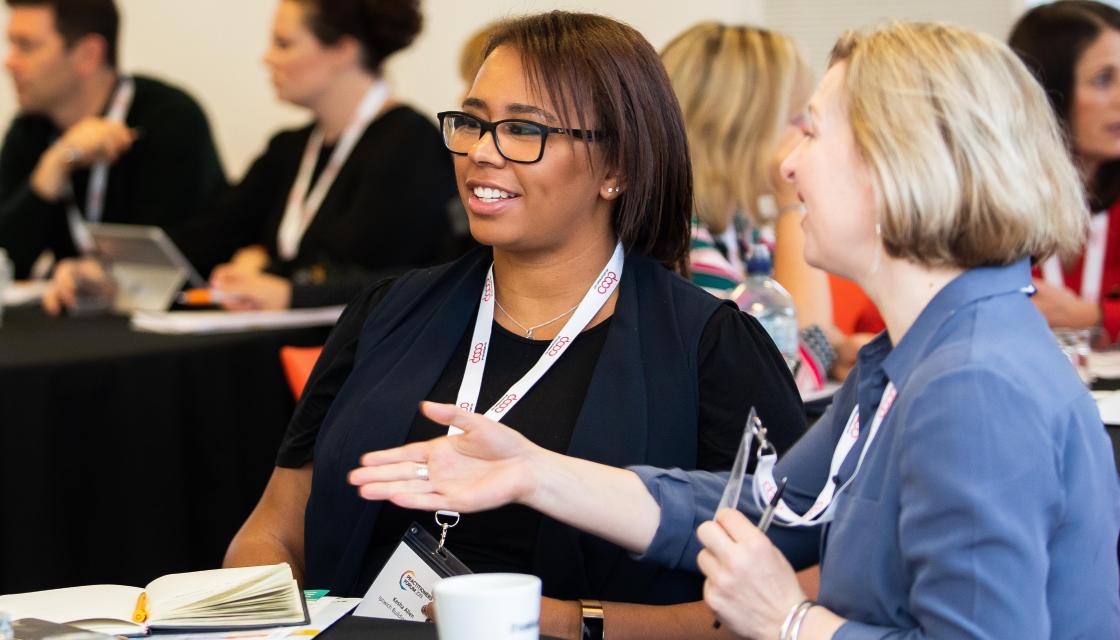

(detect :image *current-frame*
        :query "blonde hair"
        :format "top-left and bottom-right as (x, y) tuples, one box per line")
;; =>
(458, 20), (505, 85)
(661, 23), (811, 233)
(830, 22), (1087, 267)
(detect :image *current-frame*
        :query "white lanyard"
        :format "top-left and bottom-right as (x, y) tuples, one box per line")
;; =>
(276, 81), (389, 260)
(67, 75), (135, 252)
(753, 381), (897, 527)
(1042, 209), (1108, 302)
(431, 242), (624, 532)
(453, 241), (625, 428)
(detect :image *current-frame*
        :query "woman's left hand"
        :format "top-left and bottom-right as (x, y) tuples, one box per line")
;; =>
(696, 509), (805, 639)
(209, 267), (293, 311)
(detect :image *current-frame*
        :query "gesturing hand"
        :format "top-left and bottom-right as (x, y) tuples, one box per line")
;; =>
(58, 116), (136, 167)
(348, 402), (541, 513)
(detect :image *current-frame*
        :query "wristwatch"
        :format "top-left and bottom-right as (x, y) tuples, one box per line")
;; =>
(579, 599), (604, 640)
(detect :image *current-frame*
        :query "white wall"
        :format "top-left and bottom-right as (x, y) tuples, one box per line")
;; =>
(0, 0), (762, 179)
(0, 0), (1039, 180)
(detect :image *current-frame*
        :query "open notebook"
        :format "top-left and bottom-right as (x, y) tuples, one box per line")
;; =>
(0, 564), (307, 636)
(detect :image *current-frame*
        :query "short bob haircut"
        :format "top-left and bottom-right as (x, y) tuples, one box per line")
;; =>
(1009, 0), (1120, 211)
(485, 12), (692, 273)
(661, 22), (811, 233)
(295, 0), (421, 74)
(830, 22), (1087, 268)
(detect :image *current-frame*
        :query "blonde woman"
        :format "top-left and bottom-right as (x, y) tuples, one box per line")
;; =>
(351, 22), (1120, 639)
(662, 23), (869, 386)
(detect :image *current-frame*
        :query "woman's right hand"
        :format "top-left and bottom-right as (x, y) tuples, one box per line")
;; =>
(42, 256), (116, 315)
(348, 402), (542, 513)
(226, 245), (270, 273)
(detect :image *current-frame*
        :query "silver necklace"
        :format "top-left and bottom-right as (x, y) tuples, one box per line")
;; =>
(494, 298), (580, 339)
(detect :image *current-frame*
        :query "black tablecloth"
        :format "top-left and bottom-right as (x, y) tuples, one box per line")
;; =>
(0, 306), (329, 594)
(317, 614), (564, 640)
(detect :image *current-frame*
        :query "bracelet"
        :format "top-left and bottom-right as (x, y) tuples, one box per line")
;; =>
(799, 323), (837, 374)
(779, 600), (815, 640)
(788, 601), (818, 640)
(579, 599), (604, 640)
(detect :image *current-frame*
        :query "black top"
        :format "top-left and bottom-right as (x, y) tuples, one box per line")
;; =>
(172, 105), (460, 308)
(279, 276), (806, 580)
(0, 75), (227, 278)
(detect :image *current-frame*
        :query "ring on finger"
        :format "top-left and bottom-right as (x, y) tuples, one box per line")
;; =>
(415, 463), (430, 480)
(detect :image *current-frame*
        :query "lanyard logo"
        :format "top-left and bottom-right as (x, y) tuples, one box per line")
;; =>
(597, 271), (619, 294)
(470, 341), (487, 364)
(492, 393), (518, 414)
(547, 336), (571, 357)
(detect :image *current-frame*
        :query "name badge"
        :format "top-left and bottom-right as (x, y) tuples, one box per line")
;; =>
(353, 523), (471, 621)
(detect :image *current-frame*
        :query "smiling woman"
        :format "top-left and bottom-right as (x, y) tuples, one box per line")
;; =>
(223, 10), (808, 640)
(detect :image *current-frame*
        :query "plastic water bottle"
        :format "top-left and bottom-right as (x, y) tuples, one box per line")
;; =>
(0, 611), (13, 640)
(734, 244), (799, 372)
(0, 248), (11, 328)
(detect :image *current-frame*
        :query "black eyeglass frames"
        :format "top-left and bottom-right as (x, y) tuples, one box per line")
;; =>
(437, 110), (605, 164)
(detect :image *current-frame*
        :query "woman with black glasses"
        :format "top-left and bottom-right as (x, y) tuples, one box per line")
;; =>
(225, 11), (805, 638)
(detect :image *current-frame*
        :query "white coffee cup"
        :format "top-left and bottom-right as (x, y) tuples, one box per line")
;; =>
(433, 573), (541, 640)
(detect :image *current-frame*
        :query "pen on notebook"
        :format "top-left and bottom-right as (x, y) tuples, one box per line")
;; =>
(713, 477), (788, 630)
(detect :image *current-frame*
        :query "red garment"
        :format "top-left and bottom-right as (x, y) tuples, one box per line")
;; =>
(1033, 199), (1120, 341)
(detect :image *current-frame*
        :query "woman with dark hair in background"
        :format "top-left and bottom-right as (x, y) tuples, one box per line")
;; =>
(225, 11), (805, 638)
(45, 0), (458, 312)
(1011, 0), (1120, 340)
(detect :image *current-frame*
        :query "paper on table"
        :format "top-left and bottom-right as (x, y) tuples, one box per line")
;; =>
(150, 596), (360, 640)
(130, 306), (344, 335)
(2, 280), (47, 306)
(1089, 351), (1120, 380)
(0, 584), (143, 635)
(1093, 390), (1120, 426)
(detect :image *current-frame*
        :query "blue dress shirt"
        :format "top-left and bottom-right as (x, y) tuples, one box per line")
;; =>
(633, 259), (1120, 638)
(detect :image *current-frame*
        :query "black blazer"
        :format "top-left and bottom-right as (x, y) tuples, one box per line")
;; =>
(305, 247), (725, 602)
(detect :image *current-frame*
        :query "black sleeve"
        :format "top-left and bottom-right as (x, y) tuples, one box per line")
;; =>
(275, 277), (398, 467)
(696, 303), (807, 471)
(287, 114), (458, 308)
(0, 118), (67, 277)
(122, 87), (227, 231)
(170, 132), (293, 278)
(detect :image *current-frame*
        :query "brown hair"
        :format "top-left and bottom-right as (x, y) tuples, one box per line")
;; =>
(6, 0), (118, 67)
(1009, 0), (1120, 210)
(295, 0), (421, 73)
(486, 11), (692, 273)
(829, 22), (1086, 268)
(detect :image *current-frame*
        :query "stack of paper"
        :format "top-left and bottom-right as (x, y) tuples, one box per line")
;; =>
(2, 280), (47, 306)
(131, 307), (344, 335)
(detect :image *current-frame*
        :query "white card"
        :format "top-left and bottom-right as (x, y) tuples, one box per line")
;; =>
(354, 541), (443, 621)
